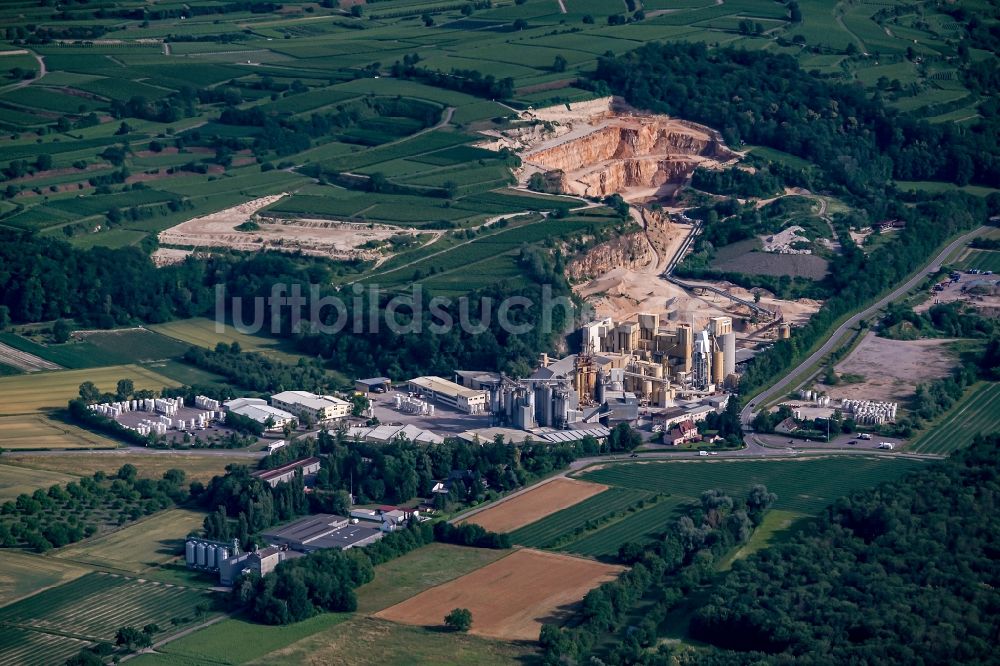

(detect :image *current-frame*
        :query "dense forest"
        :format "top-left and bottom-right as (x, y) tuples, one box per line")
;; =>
(689, 433), (1000, 664)
(592, 43), (999, 194)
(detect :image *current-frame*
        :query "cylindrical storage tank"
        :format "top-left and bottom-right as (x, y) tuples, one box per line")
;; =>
(643, 380), (653, 400)
(207, 545), (218, 569)
(195, 542), (206, 567)
(185, 540), (195, 565)
(218, 546), (229, 564)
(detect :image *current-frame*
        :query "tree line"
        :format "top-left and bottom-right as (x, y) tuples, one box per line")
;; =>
(688, 433), (1000, 664)
(539, 485), (777, 664)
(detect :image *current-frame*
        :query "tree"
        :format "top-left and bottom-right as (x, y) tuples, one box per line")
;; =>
(78, 381), (100, 404)
(116, 378), (134, 401)
(115, 625), (150, 650)
(552, 55), (568, 72)
(445, 607), (473, 632)
(513, 18), (528, 30)
(0, 305), (9, 331)
(52, 318), (71, 343)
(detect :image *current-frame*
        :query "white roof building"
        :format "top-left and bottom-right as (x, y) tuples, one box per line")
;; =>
(223, 398), (295, 431)
(407, 376), (487, 414)
(271, 390), (351, 422)
(345, 424), (444, 445)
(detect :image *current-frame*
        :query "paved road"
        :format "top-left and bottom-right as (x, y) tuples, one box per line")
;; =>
(740, 225), (988, 426)
(8, 446), (264, 459)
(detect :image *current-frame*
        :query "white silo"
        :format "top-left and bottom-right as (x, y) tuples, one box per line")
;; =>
(195, 542), (206, 566)
(185, 540), (195, 565)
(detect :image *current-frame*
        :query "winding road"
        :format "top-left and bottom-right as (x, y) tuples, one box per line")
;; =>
(740, 225), (988, 426)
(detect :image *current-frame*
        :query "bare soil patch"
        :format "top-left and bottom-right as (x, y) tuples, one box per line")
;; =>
(375, 548), (623, 641)
(458, 477), (607, 533)
(823, 332), (957, 403)
(155, 194), (408, 261)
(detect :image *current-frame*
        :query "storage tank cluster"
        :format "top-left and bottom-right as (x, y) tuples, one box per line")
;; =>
(195, 395), (220, 410)
(395, 394), (434, 416)
(842, 399), (898, 425)
(491, 380), (577, 430)
(185, 537), (238, 572)
(155, 397), (183, 415)
(129, 419), (168, 437)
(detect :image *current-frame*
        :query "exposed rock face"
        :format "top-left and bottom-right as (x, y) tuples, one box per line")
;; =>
(512, 102), (738, 200)
(567, 231), (653, 281)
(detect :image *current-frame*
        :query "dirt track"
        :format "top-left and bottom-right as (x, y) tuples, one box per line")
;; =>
(457, 477), (607, 533)
(375, 548), (622, 641)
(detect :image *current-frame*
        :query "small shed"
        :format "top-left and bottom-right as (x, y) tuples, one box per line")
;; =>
(355, 377), (392, 394)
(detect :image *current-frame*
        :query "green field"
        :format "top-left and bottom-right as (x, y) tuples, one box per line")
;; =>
(53, 509), (208, 574)
(0, 462), (79, 501)
(956, 249), (1000, 273)
(354, 543), (511, 614)
(1, 452), (253, 486)
(73, 328), (191, 364)
(509, 487), (654, 549)
(0, 364), (179, 415)
(127, 544), (520, 666)
(129, 614), (351, 666)
(0, 413), (119, 451)
(0, 572), (217, 665)
(0, 332), (130, 369)
(0, 550), (93, 609)
(565, 456), (927, 558)
(909, 382), (1000, 455)
(149, 318), (309, 366)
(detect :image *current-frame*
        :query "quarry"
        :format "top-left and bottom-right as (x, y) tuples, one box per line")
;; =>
(483, 96), (739, 201)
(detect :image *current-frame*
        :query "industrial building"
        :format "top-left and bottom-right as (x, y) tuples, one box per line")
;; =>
(454, 370), (503, 391)
(260, 514), (385, 553)
(407, 376), (488, 414)
(251, 456), (321, 488)
(574, 314), (747, 406)
(345, 423), (444, 445)
(271, 391), (351, 422)
(185, 537), (296, 586)
(355, 377), (392, 394)
(223, 397), (296, 431)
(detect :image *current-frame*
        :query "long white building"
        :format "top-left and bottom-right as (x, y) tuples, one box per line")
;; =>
(270, 390), (351, 422)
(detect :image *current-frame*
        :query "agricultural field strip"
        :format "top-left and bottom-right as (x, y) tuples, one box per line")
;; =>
(0, 572), (212, 642)
(909, 382), (1000, 455)
(509, 487), (653, 548)
(0, 341), (60, 372)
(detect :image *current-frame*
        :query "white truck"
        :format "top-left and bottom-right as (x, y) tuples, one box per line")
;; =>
(858, 433), (872, 440)
(878, 441), (894, 450)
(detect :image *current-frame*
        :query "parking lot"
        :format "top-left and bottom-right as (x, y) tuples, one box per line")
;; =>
(368, 389), (492, 435)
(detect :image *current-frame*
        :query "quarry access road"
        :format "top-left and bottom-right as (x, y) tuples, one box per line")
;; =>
(740, 225), (989, 427)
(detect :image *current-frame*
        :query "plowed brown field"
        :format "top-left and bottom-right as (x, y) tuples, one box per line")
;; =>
(457, 477), (607, 533)
(375, 548), (623, 641)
